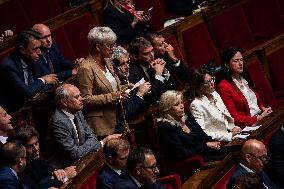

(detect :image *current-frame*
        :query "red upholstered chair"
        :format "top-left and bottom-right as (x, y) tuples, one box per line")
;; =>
(205, 4), (256, 52)
(266, 46), (284, 99)
(242, 0), (284, 39)
(176, 13), (220, 69)
(245, 58), (277, 108)
(212, 165), (236, 189)
(159, 174), (182, 189)
(19, 0), (61, 23)
(78, 171), (99, 189)
(52, 27), (77, 62)
(166, 155), (205, 183)
(0, 0), (31, 33)
(64, 13), (97, 58)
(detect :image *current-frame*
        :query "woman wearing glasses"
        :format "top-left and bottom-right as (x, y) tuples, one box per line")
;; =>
(157, 90), (224, 163)
(216, 47), (272, 128)
(76, 27), (128, 138)
(189, 69), (241, 142)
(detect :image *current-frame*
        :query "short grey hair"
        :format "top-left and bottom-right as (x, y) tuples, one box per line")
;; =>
(54, 84), (71, 107)
(159, 90), (183, 118)
(87, 26), (117, 46)
(111, 45), (129, 61)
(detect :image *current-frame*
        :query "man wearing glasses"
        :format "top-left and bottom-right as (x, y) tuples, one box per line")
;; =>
(227, 139), (279, 189)
(114, 147), (165, 189)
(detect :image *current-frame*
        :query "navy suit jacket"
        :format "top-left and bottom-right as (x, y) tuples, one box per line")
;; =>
(0, 52), (50, 112)
(113, 174), (165, 189)
(96, 164), (125, 189)
(37, 43), (75, 82)
(227, 164), (279, 189)
(0, 166), (27, 189)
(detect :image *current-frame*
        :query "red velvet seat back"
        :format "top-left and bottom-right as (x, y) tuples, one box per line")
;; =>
(0, 0), (31, 33)
(178, 21), (220, 69)
(207, 5), (255, 51)
(52, 27), (77, 62)
(19, 0), (61, 23)
(64, 13), (97, 58)
(165, 35), (185, 63)
(279, 0), (284, 13)
(212, 165), (236, 189)
(243, 0), (284, 38)
(266, 46), (284, 95)
(159, 174), (181, 189)
(78, 171), (99, 189)
(245, 59), (276, 107)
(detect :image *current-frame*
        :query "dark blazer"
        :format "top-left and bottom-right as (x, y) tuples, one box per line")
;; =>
(0, 53), (49, 113)
(125, 94), (148, 119)
(113, 174), (165, 189)
(129, 61), (175, 104)
(157, 113), (213, 163)
(267, 128), (284, 187)
(227, 164), (279, 189)
(37, 43), (75, 82)
(96, 164), (124, 189)
(216, 79), (263, 128)
(20, 159), (62, 189)
(102, 4), (151, 44)
(45, 109), (102, 169)
(0, 166), (27, 189)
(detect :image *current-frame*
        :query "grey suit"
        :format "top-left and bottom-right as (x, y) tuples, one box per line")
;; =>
(45, 109), (102, 169)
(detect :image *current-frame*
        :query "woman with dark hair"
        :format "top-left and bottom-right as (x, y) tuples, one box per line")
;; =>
(189, 69), (241, 142)
(216, 47), (272, 128)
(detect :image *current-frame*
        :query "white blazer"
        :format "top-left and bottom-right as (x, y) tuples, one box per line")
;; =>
(190, 91), (239, 141)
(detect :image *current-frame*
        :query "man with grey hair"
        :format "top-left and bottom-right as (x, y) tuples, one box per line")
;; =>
(45, 83), (121, 169)
(227, 139), (279, 189)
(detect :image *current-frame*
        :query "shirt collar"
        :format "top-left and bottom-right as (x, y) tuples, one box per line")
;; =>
(62, 110), (75, 120)
(106, 163), (122, 175)
(10, 168), (18, 179)
(20, 58), (28, 69)
(130, 175), (143, 188)
(239, 163), (255, 173)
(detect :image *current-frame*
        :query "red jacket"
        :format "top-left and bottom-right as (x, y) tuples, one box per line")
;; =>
(216, 79), (263, 128)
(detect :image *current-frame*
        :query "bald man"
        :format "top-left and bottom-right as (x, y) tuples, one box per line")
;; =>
(33, 23), (84, 82)
(0, 106), (13, 147)
(227, 139), (279, 189)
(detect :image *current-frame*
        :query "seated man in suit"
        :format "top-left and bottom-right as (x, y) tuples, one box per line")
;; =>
(9, 125), (77, 189)
(0, 28), (58, 113)
(0, 106), (13, 147)
(0, 140), (28, 188)
(146, 31), (191, 84)
(114, 147), (165, 189)
(96, 138), (130, 189)
(227, 139), (279, 189)
(45, 83), (121, 169)
(33, 24), (84, 82)
(129, 37), (177, 104)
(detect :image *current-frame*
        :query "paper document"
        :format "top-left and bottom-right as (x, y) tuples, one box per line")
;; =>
(125, 78), (145, 94)
(232, 125), (262, 140)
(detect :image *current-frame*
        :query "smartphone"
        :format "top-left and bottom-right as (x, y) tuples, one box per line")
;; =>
(144, 6), (154, 16)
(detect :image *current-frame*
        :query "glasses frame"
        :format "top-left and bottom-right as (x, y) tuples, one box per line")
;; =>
(203, 76), (215, 85)
(140, 163), (159, 172)
(248, 153), (269, 163)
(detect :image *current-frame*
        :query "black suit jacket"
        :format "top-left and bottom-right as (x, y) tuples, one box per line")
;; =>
(267, 128), (284, 187)
(157, 113), (214, 163)
(20, 159), (62, 189)
(37, 43), (75, 82)
(227, 164), (279, 189)
(0, 52), (50, 112)
(113, 174), (165, 189)
(102, 4), (151, 44)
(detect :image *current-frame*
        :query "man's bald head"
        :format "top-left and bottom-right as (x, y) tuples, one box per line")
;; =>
(240, 139), (267, 173)
(33, 23), (52, 49)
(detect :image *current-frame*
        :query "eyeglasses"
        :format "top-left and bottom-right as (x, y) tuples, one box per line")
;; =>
(204, 77), (215, 85)
(232, 184), (240, 189)
(102, 43), (116, 50)
(140, 163), (159, 172)
(248, 153), (270, 163)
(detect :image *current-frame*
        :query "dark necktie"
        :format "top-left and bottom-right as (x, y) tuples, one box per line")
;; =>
(27, 66), (34, 85)
(74, 117), (83, 145)
(45, 53), (54, 73)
